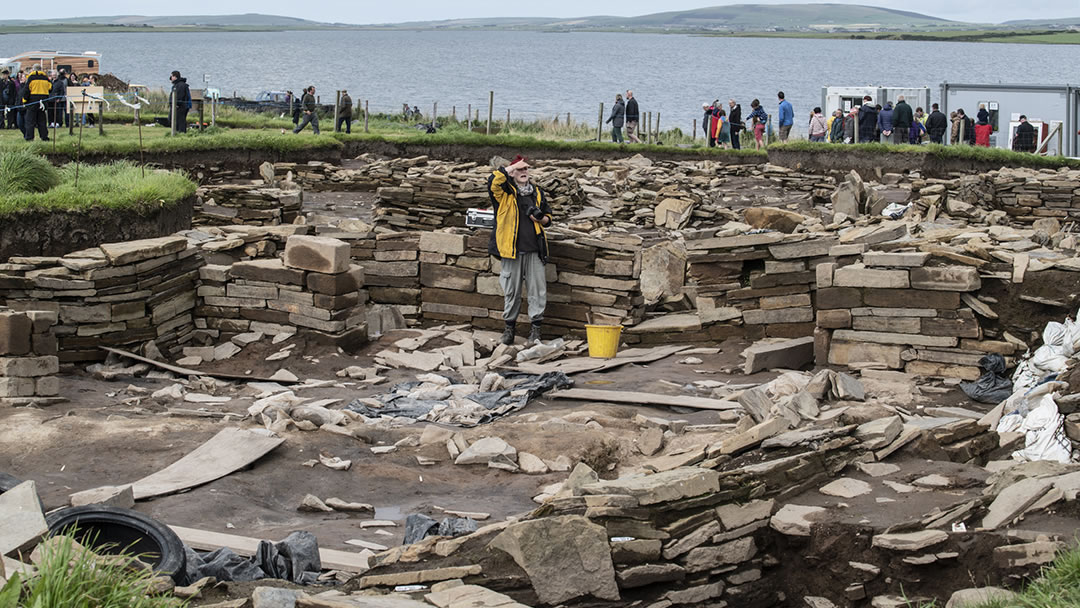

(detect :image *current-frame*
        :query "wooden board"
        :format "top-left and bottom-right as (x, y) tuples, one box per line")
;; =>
(102, 347), (300, 384)
(131, 428), (284, 500)
(549, 388), (741, 411)
(169, 525), (370, 574)
(516, 344), (694, 376)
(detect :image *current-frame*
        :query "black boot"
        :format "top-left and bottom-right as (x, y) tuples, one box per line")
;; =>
(500, 323), (516, 346)
(528, 323), (542, 345)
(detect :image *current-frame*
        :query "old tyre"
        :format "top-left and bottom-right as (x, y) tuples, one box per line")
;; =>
(45, 506), (186, 581)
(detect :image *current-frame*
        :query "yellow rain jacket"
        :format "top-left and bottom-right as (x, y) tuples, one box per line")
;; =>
(486, 167), (552, 262)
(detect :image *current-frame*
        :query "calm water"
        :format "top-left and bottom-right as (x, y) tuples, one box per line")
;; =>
(2, 30), (1078, 135)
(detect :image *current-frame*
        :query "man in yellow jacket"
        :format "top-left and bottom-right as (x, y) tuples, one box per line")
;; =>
(486, 155), (553, 346)
(19, 64), (51, 142)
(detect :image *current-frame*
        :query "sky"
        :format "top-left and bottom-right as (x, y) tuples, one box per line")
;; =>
(4, 0), (1080, 25)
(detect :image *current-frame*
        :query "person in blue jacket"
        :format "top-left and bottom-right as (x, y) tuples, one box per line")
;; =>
(777, 91), (793, 142)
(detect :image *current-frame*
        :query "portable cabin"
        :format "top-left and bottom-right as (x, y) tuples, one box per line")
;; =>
(0, 50), (101, 76)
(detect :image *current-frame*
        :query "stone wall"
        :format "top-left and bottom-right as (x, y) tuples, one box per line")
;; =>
(949, 166), (1080, 224)
(0, 308), (60, 406)
(0, 236), (202, 363)
(195, 236), (368, 348)
(815, 253), (1007, 379)
(193, 183), (303, 226)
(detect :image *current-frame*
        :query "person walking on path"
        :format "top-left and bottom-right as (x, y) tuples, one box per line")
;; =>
(625, 90), (640, 143)
(1013, 115), (1037, 153)
(728, 99), (743, 150)
(776, 91), (793, 142)
(487, 155), (553, 347)
(808, 107), (828, 142)
(336, 90), (353, 134)
(857, 97), (878, 144)
(19, 64), (51, 142)
(892, 95), (913, 144)
(169, 70), (192, 134)
(293, 86), (320, 135)
(606, 94), (625, 143)
(747, 99), (768, 149)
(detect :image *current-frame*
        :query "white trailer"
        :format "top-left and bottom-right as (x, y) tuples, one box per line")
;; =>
(821, 86), (932, 114)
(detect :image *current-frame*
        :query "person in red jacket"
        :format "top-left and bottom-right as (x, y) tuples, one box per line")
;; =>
(974, 117), (992, 147)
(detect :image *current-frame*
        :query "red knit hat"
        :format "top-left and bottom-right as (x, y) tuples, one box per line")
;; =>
(508, 155), (530, 168)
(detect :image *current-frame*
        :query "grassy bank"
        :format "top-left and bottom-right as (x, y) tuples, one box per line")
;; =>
(947, 546), (1080, 607)
(0, 150), (196, 215)
(772, 141), (1080, 170)
(700, 28), (1080, 44)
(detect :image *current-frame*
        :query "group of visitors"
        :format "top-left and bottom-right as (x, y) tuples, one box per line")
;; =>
(0, 66), (95, 140)
(701, 93), (788, 149)
(605, 90), (640, 144)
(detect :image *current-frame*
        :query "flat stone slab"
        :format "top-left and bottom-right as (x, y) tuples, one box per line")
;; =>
(982, 477), (1055, 529)
(0, 480), (47, 556)
(871, 530), (948, 551)
(855, 462), (901, 478)
(819, 477), (873, 498)
(769, 504), (826, 536)
(580, 468), (719, 506)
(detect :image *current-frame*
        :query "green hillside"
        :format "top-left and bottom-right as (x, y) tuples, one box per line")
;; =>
(0, 13), (327, 27)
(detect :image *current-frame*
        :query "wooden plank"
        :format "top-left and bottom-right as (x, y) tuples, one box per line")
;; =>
(131, 428), (284, 500)
(549, 388), (740, 411)
(515, 344), (693, 376)
(101, 347), (300, 384)
(169, 525), (370, 574)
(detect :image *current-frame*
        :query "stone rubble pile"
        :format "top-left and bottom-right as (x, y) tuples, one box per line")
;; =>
(196, 235), (368, 348)
(0, 236), (202, 362)
(947, 166), (1080, 224)
(178, 225), (310, 266)
(0, 307), (61, 406)
(193, 183), (303, 226)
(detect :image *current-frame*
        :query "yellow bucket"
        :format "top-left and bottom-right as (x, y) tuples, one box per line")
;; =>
(585, 324), (623, 359)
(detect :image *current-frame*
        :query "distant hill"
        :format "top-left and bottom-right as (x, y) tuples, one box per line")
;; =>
(0, 13), (329, 27)
(1001, 16), (1080, 27)
(376, 4), (958, 31)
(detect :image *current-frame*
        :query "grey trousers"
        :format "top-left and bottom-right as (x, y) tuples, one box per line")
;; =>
(293, 112), (320, 135)
(499, 252), (547, 325)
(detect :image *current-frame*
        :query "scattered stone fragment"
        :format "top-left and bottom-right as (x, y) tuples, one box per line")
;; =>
(69, 485), (135, 509)
(325, 498), (374, 515)
(819, 478), (873, 498)
(770, 504), (826, 536)
(517, 452), (549, 475)
(298, 494), (334, 513)
(913, 474), (952, 489)
(455, 437), (517, 465)
(945, 587), (1018, 608)
(871, 530), (948, 551)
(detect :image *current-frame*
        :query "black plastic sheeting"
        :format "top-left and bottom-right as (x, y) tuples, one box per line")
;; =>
(402, 514), (479, 545)
(346, 371), (573, 426)
(181, 531), (322, 586)
(961, 354), (1014, 404)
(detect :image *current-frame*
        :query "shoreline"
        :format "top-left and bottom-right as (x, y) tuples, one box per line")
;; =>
(1, 25), (1078, 45)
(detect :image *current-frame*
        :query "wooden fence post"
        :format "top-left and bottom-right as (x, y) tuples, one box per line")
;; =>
(506, 109), (510, 133)
(655, 112), (661, 143)
(333, 90), (341, 132)
(364, 100), (369, 133)
(486, 91), (493, 136)
(597, 102), (604, 142)
(432, 101), (437, 126)
(693, 119), (697, 142)
(467, 103), (471, 131)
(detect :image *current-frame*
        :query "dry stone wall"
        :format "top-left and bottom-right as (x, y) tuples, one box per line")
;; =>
(0, 308), (60, 406)
(0, 236), (202, 363)
(195, 236), (368, 348)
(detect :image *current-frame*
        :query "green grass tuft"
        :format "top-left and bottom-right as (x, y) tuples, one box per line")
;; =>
(0, 160), (196, 216)
(0, 150), (61, 195)
(3, 532), (185, 608)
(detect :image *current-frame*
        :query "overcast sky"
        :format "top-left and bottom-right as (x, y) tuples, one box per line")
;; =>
(7, 0), (1080, 24)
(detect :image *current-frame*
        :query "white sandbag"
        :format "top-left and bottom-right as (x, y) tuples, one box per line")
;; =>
(766, 371), (811, 399)
(1011, 393), (1074, 464)
(996, 413), (1023, 434)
